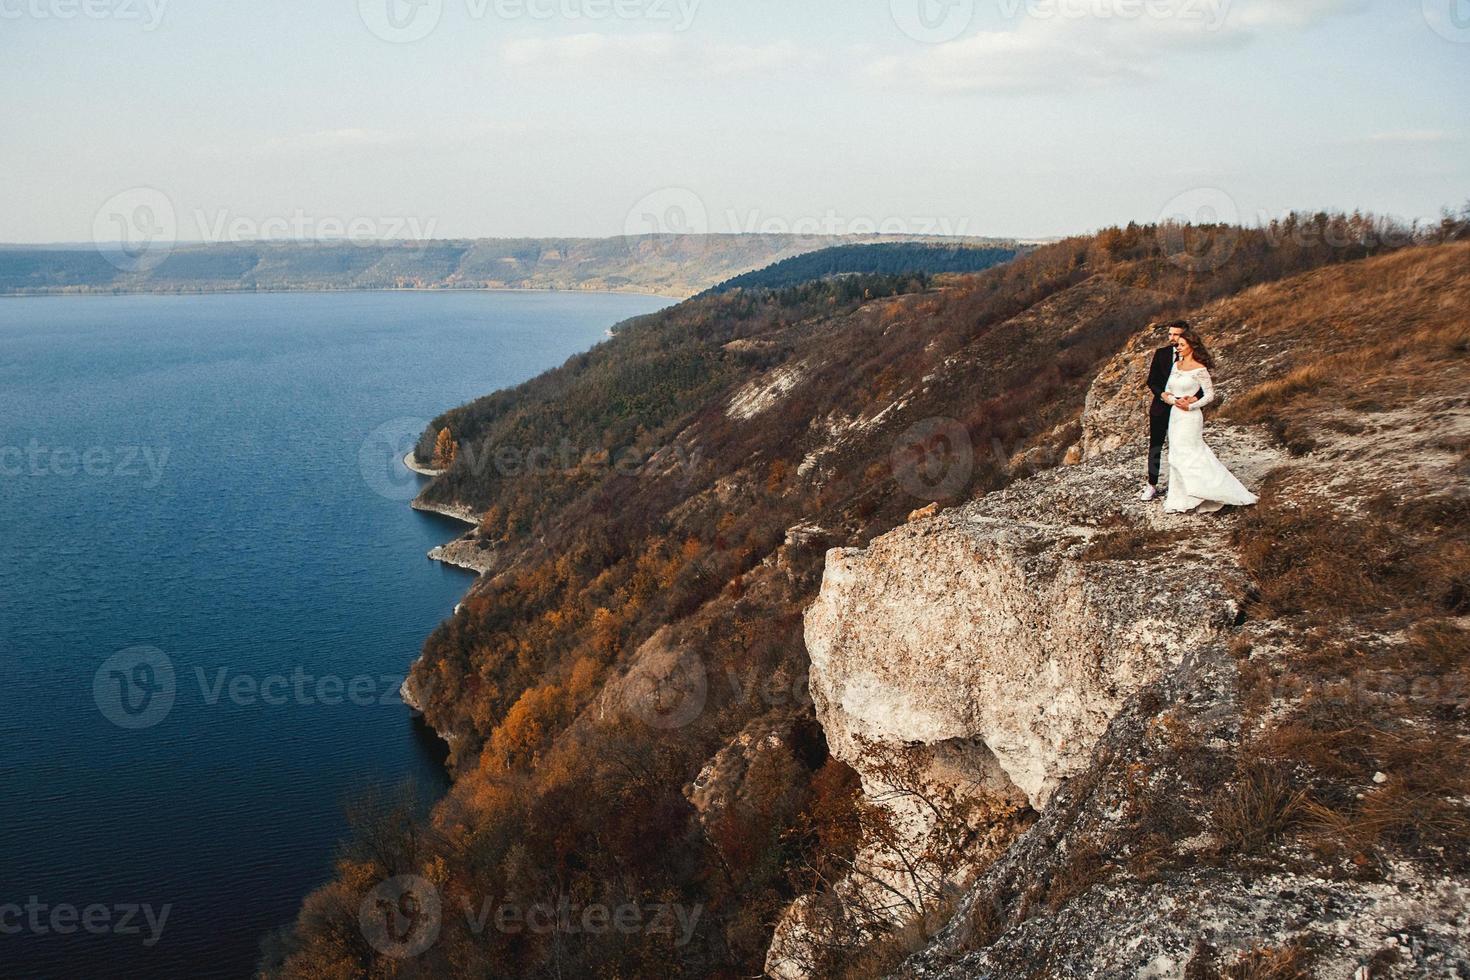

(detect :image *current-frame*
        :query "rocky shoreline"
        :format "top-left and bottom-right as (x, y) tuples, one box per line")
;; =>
(399, 467), (490, 752)
(410, 497), (501, 575)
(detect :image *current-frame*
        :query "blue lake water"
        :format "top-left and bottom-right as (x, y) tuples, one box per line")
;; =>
(0, 290), (671, 979)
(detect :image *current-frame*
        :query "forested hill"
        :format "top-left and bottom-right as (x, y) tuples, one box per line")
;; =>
(704, 241), (1021, 294)
(0, 234), (1017, 299)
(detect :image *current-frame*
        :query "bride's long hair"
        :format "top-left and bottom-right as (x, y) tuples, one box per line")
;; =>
(1178, 327), (1217, 371)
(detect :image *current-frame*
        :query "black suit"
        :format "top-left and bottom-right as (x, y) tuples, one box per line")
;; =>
(1145, 345), (1177, 487)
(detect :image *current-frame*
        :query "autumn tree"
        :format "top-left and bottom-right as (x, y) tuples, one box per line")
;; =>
(485, 685), (568, 771)
(478, 503), (504, 538)
(766, 458), (791, 495)
(590, 606), (622, 659)
(432, 427), (457, 470)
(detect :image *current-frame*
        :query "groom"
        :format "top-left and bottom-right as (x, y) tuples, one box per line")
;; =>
(1138, 320), (1189, 502)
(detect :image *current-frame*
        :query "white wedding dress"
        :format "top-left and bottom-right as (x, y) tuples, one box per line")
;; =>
(1163, 365), (1259, 514)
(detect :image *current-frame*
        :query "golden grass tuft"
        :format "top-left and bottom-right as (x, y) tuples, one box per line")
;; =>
(1210, 761), (1309, 856)
(1226, 364), (1330, 420)
(1217, 942), (1314, 980)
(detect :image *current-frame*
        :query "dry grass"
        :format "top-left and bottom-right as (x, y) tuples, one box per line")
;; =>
(1293, 718), (1470, 866)
(1081, 523), (1176, 562)
(1227, 364), (1330, 417)
(1217, 942), (1314, 980)
(1210, 244), (1470, 451)
(1398, 616), (1470, 675)
(1240, 623), (1470, 869)
(1044, 841), (1111, 912)
(1185, 939), (1316, 980)
(1298, 781), (1470, 863)
(1234, 491), (1398, 620)
(835, 896), (963, 980)
(1227, 314), (1468, 423)
(1214, 248), (1470, 879)
(1210, 761), (1309, 856)
(1233, 479), (1466, 625)
(961, 891), (1007, 951)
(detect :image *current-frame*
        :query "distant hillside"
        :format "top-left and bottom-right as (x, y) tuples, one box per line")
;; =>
(706, 241), (1021, 294)
(0, 234), (1016, 300)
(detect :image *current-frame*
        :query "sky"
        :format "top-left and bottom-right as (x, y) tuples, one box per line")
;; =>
(1, 0), (1466, 243)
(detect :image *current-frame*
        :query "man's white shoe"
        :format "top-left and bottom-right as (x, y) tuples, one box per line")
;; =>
(1138, 484), (1158, 502)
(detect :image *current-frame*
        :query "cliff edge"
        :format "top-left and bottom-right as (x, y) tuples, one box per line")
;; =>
(772, 244), (1470, 979)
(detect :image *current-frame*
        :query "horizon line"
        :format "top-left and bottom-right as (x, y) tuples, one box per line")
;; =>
(1, 232), (1048, 249)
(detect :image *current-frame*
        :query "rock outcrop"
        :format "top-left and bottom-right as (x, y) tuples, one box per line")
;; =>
(900, 636), (1470, 980)
(410, 499), (503, 574)
(771, 245), (1470, 979)
(805, 463), (1247, 809)
(766, 427), (1278, 977)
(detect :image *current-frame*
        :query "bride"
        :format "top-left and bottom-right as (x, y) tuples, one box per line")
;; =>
(1161, 328), (1259, 514)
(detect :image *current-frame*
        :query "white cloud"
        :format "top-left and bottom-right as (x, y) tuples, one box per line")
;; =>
(871, 0), (1368, 95)
(502, 33), (820, 79)
(868, 29), (1143, 93)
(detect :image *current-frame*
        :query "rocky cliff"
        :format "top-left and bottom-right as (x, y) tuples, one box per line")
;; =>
(268, 229), (1467, 980)
(767, 428), (1281, 978)
(772, 244), (1470, 979)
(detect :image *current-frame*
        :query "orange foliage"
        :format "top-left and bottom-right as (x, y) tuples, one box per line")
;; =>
(566, 655), (602, 703)
(590, 606), (622, 659)
(432, 426), (457, 469)
(766, 458), (791, 495)
(485, 685), (568, 771)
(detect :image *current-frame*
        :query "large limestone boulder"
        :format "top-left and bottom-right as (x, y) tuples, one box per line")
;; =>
(764, 437), (1272, 979)
(805, 443), (1249, 812)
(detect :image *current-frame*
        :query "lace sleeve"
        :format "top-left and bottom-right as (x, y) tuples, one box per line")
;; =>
(1189, 369), (1215, 411)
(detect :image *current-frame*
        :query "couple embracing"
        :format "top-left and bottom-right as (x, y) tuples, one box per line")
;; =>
(1138, 320), (1258, 514)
